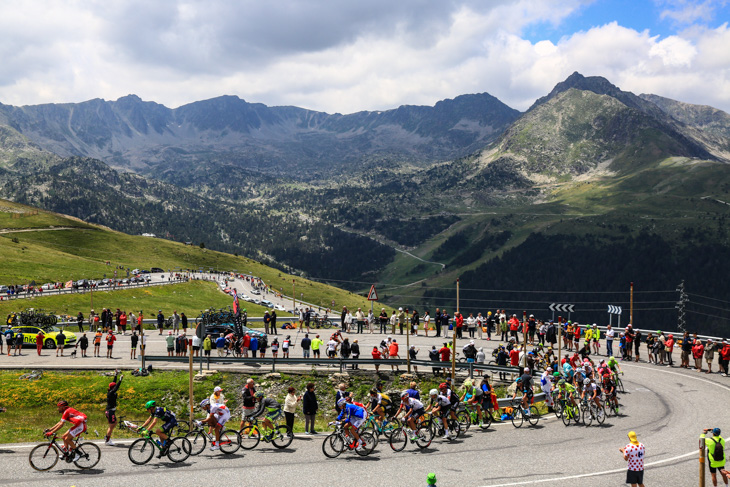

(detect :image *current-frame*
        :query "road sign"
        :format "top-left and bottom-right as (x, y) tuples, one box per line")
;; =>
(549, 303), (574, 313)
(367, 285), (378, 301)
(331, 299), (335, 308)
(607, 305), (622, 315)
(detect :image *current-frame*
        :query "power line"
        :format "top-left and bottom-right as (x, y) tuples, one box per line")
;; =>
(688, 293), (730, 306)
(686, 309), (730, 323)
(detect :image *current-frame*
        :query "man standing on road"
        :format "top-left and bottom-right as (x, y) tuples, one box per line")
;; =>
(77, 312), (84, 333)
(340, 307), (348, 333)
(166, 331), (175, 357)
(104, 370), (123, 445)
(263, 310), (271, 334)
(56, 328), (66, 357)
(606, 324), (615, 357)
(271, 310), (277, 333)
(620, 431), (645, 487)
(301, 334), (311, 358)
(157, 310), (165, 335)
(398, 308), (406, 335)
(434, 308), (442, 337)
(311, 334), (323, 358)
(172, 311), (180, 335)
(355, 308), (365, 334)
(702, 428), (728, 487)
(35, 330), (44, 356)
(380, 308), (388, 334)
(106, 329), (116, 358)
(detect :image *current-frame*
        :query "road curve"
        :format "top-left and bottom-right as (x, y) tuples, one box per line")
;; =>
(1, 360), (728, 487)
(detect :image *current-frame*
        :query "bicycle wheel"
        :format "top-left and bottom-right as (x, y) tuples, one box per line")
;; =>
(617, 377), (625, 393)
(356, 432), (376, 456)
(272, 425), (293, 449)
(185, 431), (206, 456)
(238, 425), (260, 449)
(511, 409), (524, 428)
(415, 426), (433, 449)
(456, 411), (470, 432)
(479, 410), (492, 429)
(447, 419), (461, 440)
(554, 400), (564, 419)
(128, 438), (154, 465)
(389, 428), (407, 452)
(581, 405), (593, 427)
(172, 420), (190, 436)
(167, 437), (191, 463)
(322, 433), (344, 458)
(29, 443), (59, 471)
(384, 418), (401, 439)
(562, 407), (572, 426)
(593, 404), (606, 425)
(219, 430), (241, 454)
(74, 442), (101, 469)
(528, 406), (540, 426)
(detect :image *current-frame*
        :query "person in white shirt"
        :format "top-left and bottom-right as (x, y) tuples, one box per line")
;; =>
(210, 386), (226, 407)
(327, 339), (338, 358)
(199, 398), (231, 451)
(192, 334), (202, 357)
(423, 312), (431, 337)
(367, 311), (375, 334)
(606, 325), (615, 357)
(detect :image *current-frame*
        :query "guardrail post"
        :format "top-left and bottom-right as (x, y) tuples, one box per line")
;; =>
(469, 363), (474, 379)
(339, 358), (344, 373)
(206, 356), (210, 370)
(272, 358), (276, 373)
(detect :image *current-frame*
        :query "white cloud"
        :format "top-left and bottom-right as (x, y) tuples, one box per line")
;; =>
(0, 0), (729, 116)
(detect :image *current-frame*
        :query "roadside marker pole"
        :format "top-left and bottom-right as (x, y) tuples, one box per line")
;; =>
(452, 278), (459, 381)
(699, 434), (706, 487)
(630, 282), (634, 325)
(557, 316), (563, 373)
(522, 310), (528, 369)
(188, 339), (194, 426)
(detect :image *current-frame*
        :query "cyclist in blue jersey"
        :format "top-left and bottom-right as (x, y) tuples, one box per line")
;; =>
(139, 400), (178, 450)
(336, 398), (368, 450)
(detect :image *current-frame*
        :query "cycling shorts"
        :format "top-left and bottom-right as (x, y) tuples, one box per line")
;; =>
(105, 410), (117, 424)
(265, 408), (282, 421)
(410, 408), (425, 420)
(161, 419), (178, 434)
(347, 415), (367, 430)
(215, 411), (231, 427)
(68, 422), (87, 438)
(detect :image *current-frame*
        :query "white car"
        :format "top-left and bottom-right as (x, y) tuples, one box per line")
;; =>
(260, 300), (274, 308)
(250, 289), (261, 295)
(252, 298), (261, 305)
(274, 304), (286, 312)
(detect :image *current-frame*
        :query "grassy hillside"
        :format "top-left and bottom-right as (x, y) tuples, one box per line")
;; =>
(0, 200), (380, 313)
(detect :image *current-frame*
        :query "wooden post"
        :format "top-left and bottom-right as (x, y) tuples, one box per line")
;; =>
(630, 282), (634, 325)
(699, 435), (706, 487)
(406, 319), (411, 374)
(557, 316), (563, 372)
(522, 311), (528, 368)
(188, 338), (194, 425)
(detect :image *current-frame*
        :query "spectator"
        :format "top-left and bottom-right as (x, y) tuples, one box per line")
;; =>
(166, 331), (175, 357)
(210, 386), (226, 407)
(106, 329), (116, 358)
(335, 383), (347, 414)
(171, 310), (180, 335)
(389, 310), (397, 335)
(606, 324), (615, 357)
(429, 345), (441, 375)
(35, 330), (44, 356)
(239, 378), (257, 430)
(119, 310), (128, 335)
(367, 309), (375, 334)
(203, 335), (212, 357)
(136, 311), (143, 333)
(282, 335), (291, 358)
(439, 342), (451, 365)
(372, 346), (382, 373)
(341, 337), (351, 359)
(301, 333), (311, 358)
(409, 345), (419, 374)
(77, 312), (84, 333)
(263, 310), (271, 334)
(302, 383), (318, 435)
(423, 310), (431, 337)
(441, 311), (450, 339)
(340, 306), (348, 332)
(93, 329), (102, 357)
(181, 312), (187, 334)
(397, 307), (406, 335)
(270, 310), (277, 333)
(351, 339), (360, 370)
(56, 328), (66, 357)
(242, 333), (250, 357)
(434, 308), (442, 337)
(355, 307), (365, 334)
(326, 337), (338, 359)
(271, 337), (279, 357)
(283, 387), (300, 437)
(665, 334), (675, 366)
(620, 431), (646, 487)
(500, 316), (509, 342)
(311, 334), (323, 358)
(693, 338), (706, 372)
(702, 428), (728, 487)
(249, 335), (259, 357)
(681, 331), (692, 368)
(379, 308), (389, 334)
(389, 339), (400, 371)
(157, 310), (164, 335)
(259, 335), (268, 357)
(720, 340), (730, 377)
(76, 332), (88, 357)
(130, 332), (138, 360)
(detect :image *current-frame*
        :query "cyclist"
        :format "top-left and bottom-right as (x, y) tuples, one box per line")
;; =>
(198, 398), (231, 451)
(139, 400), (178, 451)
(45, 400), (87, 459)
(562, 360), (575, 381)
(460, 380), (487, 427)
(393, 391), (424, 440)
(540, 367), (555, 412)
(368, 389), (392, 424)
(426, 388), (453, 439)
(252, 392), (282, 439)
(336, 397), (368, 450)
(556, 379), (577, 410)
(581, 378), (603, 413)
(607, 355), (623, 377)
(438, 382), (460, 421)
(602, 374), (618, 411)
(512, 369), (534, 415)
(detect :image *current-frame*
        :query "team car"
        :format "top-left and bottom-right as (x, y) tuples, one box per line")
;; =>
(11, 325), (77, 349)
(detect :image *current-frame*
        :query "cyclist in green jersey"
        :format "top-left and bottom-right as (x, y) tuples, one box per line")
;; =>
(460, 380), (487, 427)
(556, 380), (577, 408)
(607, 356), (622, 375)
(252, 392), (282, 434)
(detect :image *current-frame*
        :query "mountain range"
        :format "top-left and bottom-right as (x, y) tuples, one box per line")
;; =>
(2, 72), (730, 334)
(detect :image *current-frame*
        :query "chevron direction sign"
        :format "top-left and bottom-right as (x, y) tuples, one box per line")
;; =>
(607, 305), (622, 315)
(549, 303), (574, 312)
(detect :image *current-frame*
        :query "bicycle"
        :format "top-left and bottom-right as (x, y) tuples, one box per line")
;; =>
(238, 417), (293, 450)
(509, 398), (539, 428)
(321, 421), (376, 458)
(19, 370), (43, 381)
(603, 396), (621, 417)
(560, 398), (581, 426)
(584, 398), (606, 426)
(29, 432), (101, 471)
(420, 412), (460, 441)
(185, 420), (241, 455)
(360, 414), (401, 446)
(126, 424), (191, 465)
(461, 401), (492, 430)
(389, 422), (433, 451)
(614, 372), (625, 393)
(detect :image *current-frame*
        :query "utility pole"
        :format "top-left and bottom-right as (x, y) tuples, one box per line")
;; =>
(451, 278), (459, 381)
(676, 280), (689, 332)
(629, 282), (634, 325)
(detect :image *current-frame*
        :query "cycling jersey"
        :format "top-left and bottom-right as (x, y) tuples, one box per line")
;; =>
(61, 407), (87, 426)
(151, 406), (177, 433)
(209, 404), (231, 426)
(404, 397), (425, 411)
(607, 357), (618, 370)
(559, 384), (576, 395)
(432, 394), (451, 408)
(338, 403), (367, 429)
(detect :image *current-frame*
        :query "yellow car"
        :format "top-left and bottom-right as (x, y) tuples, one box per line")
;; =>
(11, 325), (77, 350)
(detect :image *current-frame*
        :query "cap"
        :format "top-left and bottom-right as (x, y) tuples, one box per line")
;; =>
(168, 331), (172, 335)
(214, 386), (222, 392)
(398, 307), (403, 311)
(109, 382), (116, 390)
(628, 431), (639, 445)
(427, 473), (437, 485)
(714, 428), (721, 436)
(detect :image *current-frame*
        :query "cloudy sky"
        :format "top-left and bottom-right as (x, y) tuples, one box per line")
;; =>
(1, 0), (729, 114)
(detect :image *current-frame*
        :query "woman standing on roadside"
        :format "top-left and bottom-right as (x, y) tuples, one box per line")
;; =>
(283, 387), (301, 437)
(302, 383), (318, 435)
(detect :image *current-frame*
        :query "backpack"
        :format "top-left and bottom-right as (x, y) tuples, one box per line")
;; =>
(712, 438), (725, 463)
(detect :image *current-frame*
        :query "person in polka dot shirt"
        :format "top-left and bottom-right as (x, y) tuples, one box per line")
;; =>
(620, 431), (646, 487)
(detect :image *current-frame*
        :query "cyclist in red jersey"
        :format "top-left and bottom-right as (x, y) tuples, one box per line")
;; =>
(45, 400), (87, 456)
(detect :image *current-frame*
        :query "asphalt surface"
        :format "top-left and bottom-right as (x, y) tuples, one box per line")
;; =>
(2, 352), (729, 486)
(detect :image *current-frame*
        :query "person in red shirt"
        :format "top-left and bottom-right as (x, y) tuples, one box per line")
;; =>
(45, 400), (87, 454)
(720, 341), (730, 376)
(389, 339), (400, 372)
(106, 331), (116, 358)
(35, 330), (44, 356)
(509, 347), (520, 366)
(372, 346), (382, 372)
(508, 315), (520, 340)
(242, 333), (251, 357)
(692, 340), (705, 372)
(439, 343), (451, 362)
(454, 312), (464, 339)
(119, 311), (127, 335)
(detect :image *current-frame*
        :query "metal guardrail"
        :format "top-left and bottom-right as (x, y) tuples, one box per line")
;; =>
(0, 279), (187, 302)
(139, 354), (521, 379)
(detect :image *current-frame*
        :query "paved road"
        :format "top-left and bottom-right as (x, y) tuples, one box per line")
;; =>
(1, 360), (727, 487)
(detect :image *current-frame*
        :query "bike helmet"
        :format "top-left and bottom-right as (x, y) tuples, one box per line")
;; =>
(144, 400), (156, 409)
(255, 392), (264, 398)
(429, 389), (438, 396)
(400, 391), (409, 399)
(337, 397), (347, 407)
(583, 378), (590, 385)
(56, 400), (68, 408)
(439, 382), (448, 389)
(553, 372), (560, 377)
(558, 380), (566, 386)
(199, 398), (210, 408)
(369, 388), (378, 395)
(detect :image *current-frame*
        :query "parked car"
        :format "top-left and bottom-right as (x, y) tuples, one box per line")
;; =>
(250, 289), (261, 295)
(274, 304), (286, 312)
(11, 325), (77, 349)
(260, 300), (274, 308)
(150, 267), (164, 273)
